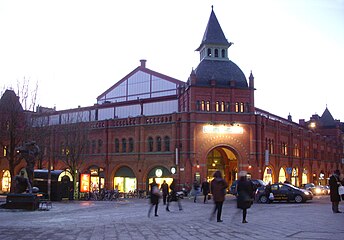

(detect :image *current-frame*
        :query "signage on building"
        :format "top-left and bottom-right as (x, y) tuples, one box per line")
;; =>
(155, 168), (163, 177)
(203, 125), (243, 134)
(170, 167), (177, 174)
(80, 174), (90, 193)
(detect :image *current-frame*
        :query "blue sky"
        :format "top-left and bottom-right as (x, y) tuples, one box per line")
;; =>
(0, 0), (343, 123)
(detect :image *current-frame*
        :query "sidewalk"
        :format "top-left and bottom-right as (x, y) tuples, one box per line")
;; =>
(0, 195), (343, 240)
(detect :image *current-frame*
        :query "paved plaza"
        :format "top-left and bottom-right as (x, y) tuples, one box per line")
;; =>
(0, 194), (343, 240)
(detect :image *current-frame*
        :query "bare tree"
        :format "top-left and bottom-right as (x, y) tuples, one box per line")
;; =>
(0, 79), (39, 192)
(0, 90), (26, 192)
(56, 113), (90, 199)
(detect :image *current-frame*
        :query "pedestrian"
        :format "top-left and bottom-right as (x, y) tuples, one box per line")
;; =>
(236, 171), (255, 223)
(201, 178), (210, 203)
(329, 169), (342, 213)
(166, 178), (182, 211)
(265, 181), (273, 203)
(148, 178), (161, 217)
(193, 179), (200, 203)
(160, 180), (169, 205)
(210, 170), (228, 222)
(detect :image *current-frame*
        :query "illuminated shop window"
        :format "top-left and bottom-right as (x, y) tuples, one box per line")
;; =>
(1, 170), (11, 192)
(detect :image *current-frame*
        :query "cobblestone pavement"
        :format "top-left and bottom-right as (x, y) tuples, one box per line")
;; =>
(0, 195), (343, 240)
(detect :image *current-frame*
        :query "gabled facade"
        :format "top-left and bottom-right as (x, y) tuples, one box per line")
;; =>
(0, 8), (343, 196)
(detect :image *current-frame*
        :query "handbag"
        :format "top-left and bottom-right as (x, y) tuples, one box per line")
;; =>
(338, 185), (344, 195)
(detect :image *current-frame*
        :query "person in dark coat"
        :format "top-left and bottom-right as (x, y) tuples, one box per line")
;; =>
(329, 169), (342, 213)
(237, 173), (255, 223)
(193, 179), (200, 203)
(166, 178), (182, 211)
(210, 171), (228, 222)
(201, 178), (210, 203)
(160, 180), (169, 205)
(148, 178), (160, 217)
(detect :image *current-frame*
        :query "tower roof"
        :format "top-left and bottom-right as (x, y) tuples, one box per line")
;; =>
(319, 107), (336, 127)
(196, 6), (231, 51)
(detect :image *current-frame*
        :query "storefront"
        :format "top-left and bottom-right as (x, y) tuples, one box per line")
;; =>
(114, 166), (136, 193)
(147, 166), (174, 189)
(89, 166), (104, 191)
(1, 170), (11, 193)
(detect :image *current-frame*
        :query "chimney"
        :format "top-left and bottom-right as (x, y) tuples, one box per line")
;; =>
(140, 59), (146, 68)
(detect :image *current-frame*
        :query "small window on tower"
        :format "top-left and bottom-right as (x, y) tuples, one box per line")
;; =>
(207, 48), (212, 57)
(215, 49), (219, 57)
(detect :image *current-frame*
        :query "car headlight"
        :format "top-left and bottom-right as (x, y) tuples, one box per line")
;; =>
(304, 191), (310, 195)
(315, 188), (321, 194)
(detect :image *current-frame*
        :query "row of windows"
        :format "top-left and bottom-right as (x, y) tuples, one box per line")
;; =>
(266, 138), (337, 160)
(200, 48), (228, 59)
(59, 136), (172, 155)
(196, 100), (249, 113)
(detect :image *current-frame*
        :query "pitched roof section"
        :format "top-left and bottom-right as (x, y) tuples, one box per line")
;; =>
(196, 7), (230, 51)
(97, 60), (184, 104)
(0, 89), (23, 112)
(320, 107), (336, 127)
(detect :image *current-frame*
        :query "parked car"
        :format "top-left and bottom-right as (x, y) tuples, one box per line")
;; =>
(256, 183), (313, 203)
(229, 179), (266, 196)
(300, 183), (317, 195)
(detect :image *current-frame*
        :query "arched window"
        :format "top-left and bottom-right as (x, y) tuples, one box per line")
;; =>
(215, 101), (220, 112)
(156, 136), (162, 152)
(215, 49), (219, 57)
(226, 102), (230, 112)
(164, 136), (170, 152)
(128, 138), (134, 152)
(207, 48), (212, 57)
(115, 138), (119, 153)
(221, 49), (226, 58)
(98, 139), (103, 153)
(201, 100), (205, 111)
(122, 138), (127, 153)
(196, 100), (201, 111)
(148, 137), (154, 152)
(206, 101), (210, 111)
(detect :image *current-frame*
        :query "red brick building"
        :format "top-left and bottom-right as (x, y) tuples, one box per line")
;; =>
(1, 8), (343, 195)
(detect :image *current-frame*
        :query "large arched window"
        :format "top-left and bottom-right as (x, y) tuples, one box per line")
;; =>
(148, 137), (154, 152)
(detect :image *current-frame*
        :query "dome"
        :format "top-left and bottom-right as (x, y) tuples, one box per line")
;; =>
(194, 59), (248, 88)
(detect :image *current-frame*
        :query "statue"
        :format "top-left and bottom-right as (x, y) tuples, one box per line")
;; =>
(17, 141), (40, 192)
(13, 170), (32, 194)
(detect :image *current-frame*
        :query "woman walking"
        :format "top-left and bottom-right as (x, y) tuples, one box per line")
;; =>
(210, 171), (228, 222)
(236, 172), (255, 223)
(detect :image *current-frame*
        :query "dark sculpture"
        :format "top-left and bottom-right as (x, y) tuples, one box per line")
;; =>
(14, 170), (31, 194)
(17, 141), (40, 192)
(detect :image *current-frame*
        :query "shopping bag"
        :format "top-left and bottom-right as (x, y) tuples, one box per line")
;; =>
(269, 192), (274, 200)
(338, 185), (344, 195)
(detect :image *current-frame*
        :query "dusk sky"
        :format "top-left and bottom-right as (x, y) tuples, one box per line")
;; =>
(1, 0), (343, 123)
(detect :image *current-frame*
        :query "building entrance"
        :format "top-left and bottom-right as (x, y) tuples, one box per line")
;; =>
(206, 147), (238, 186)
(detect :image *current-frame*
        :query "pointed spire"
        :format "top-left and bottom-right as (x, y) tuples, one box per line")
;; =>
(196, 6), (231, 51)
(249, 71), (254, 88)
(320, 107), (336, 127)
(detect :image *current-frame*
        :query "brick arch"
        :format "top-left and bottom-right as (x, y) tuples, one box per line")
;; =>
(198, 135), (249, 165)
